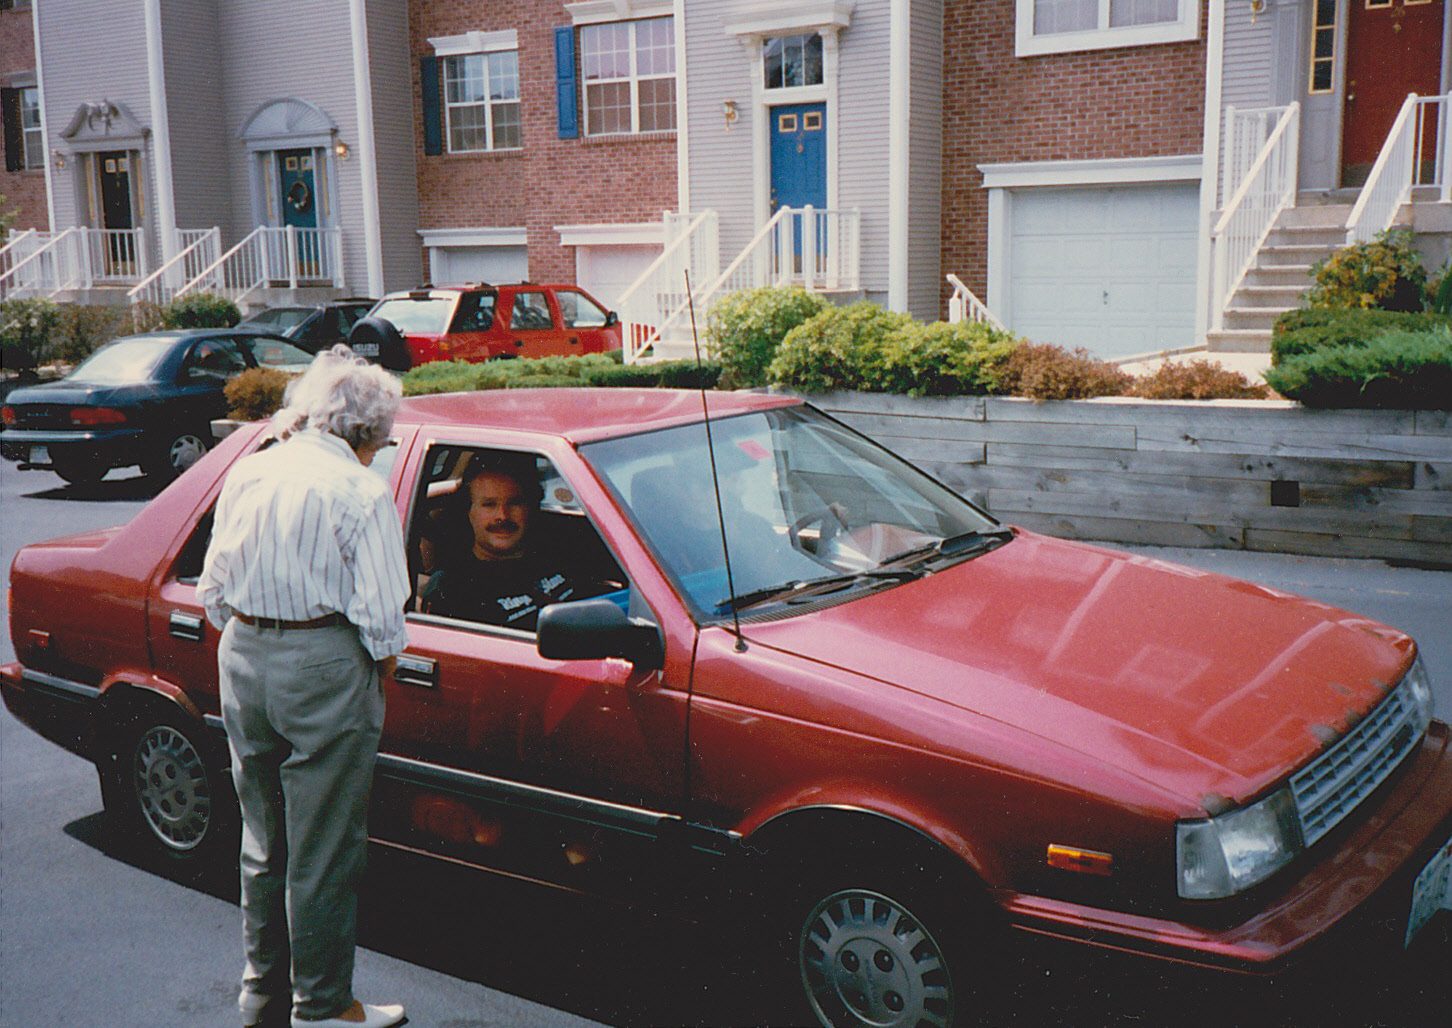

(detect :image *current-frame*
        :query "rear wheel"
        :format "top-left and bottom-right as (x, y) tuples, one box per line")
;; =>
(51, 450), (107, 485)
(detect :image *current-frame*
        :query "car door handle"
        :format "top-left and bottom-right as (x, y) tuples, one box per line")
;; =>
(514, 339), (525, 347)
(169, 611), (205, 642)
(393, 654), (437, 688)
(569, 336), (579, 345)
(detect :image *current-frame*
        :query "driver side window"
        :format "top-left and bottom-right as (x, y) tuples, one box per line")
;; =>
(407, 444), (631, 634)
(183, 338), (248, 381)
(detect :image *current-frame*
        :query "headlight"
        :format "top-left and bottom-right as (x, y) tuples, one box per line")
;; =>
(1177, 788), (1304, 900)
(1405, 656), (1435, 730)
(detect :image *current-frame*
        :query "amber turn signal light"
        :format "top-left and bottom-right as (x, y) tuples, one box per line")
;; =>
(1047, 844), (1113, 876)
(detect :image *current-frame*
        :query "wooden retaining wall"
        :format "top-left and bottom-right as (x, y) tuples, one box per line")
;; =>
(800, 392), (1452, 567)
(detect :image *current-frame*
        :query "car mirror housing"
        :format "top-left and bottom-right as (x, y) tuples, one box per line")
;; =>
(604, 310), (619, 328)
(537, 597), (661, 668)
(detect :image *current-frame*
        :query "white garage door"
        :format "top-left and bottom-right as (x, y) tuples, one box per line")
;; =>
(1008, 183), (1198, 358)
(430, 245), (528, 286)
(575, 244), (661, 312)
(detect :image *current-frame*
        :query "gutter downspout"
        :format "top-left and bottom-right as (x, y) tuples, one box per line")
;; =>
(144, 0), (179, 276)
(888, 0), (909, 312)
(1195, 0), (1226, 346)
(349, 0), (385, 298)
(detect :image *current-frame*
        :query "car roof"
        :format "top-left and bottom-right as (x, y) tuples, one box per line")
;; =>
(397, 388), (801, 444)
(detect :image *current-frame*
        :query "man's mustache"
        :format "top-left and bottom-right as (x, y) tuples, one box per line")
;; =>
(485, 519), (520, 533)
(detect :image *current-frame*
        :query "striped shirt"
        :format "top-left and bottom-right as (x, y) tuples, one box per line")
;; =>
(197, 429), (410, 660)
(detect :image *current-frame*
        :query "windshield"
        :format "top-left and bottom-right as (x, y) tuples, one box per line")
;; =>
(67, 337), (173, 384)
(370, 296), (454, 335)
(583, 405), (1003, 619)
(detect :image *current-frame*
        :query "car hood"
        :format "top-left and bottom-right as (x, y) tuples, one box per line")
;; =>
(743, 531), (1415, 808)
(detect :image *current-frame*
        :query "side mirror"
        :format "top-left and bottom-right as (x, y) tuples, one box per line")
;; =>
(604, 310), (619, 327)
(537, 597), (662, 668)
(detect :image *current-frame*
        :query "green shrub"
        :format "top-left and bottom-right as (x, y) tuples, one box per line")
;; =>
(583, 359), (721, 389)
(1263, 328), (1452, 409)
(998, 342), (1132, 400)
(55, 304), (128, 364)
(401, 353), (721, 396)
(159, 291), (240, 329)
(1304, 229), (1429, 312)
(1127, 358), (1269, 400)
(1429, 264), (1452, 316)
(224, 366), (298, 421)
(862, 319), (1020, 397)
(0, 297), (62, 375)
(768, 301), (917, 392)
(706, 285), (830, 388)
(1272, 308), (1452, 364)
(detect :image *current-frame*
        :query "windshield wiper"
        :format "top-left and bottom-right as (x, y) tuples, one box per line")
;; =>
(720, 569), (921, 614)
(880, 527), (1015, 569)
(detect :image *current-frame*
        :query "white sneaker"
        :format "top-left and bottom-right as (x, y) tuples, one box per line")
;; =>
(291, 1001), (406, 1028)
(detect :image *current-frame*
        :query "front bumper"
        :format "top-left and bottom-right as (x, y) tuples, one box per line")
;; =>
(1005, 719), (1452, 975)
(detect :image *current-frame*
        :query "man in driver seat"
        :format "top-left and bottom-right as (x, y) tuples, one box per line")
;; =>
(421, 452), (588, 630)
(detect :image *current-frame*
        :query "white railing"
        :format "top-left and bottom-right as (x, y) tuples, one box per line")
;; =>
(1346, 92), (1451, 244)
(1222, 105), (1295, 207)
(945, 273), (1006, 331)
(617, 209), (719, 364)
(128, 228), (222, 309)
(176, 225), (343, 306)
(82, 228), (147, 284)
(0, 226), (145, 300)
(1210, 102), (1300, 331)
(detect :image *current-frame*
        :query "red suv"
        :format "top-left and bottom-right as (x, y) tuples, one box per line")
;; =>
(347, 283), (622, 370)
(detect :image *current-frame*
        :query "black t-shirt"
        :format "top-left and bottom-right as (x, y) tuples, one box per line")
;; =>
(422, 553), (582, 631)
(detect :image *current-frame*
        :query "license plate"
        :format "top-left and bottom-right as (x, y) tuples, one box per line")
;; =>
(351, 341), (379, 357)
(29, 445), (49, 464)
(1406, 832), (1452, 948)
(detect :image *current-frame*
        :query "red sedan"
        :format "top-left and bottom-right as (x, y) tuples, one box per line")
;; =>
(3, 389), (1449, 1028)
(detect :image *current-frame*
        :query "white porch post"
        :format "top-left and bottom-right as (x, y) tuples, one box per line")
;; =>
(887, 0), (910, 312)
(1195, 0), (1227, 347)
(349, 0), (385, 298)
(143, 0), (179, 282)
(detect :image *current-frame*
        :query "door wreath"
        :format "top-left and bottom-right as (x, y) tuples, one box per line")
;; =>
(286, 179), (312, 213)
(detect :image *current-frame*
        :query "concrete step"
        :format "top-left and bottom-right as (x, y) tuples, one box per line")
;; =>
(1241, 264), (1314, 287)
(1275, 202), (1354, 228)
(1256, 244), (1335, 267)
(1264, 224), (1348, 248)
(1204, 329), (1273, 354)
(1230, 285), (1305, 308)
(1223, 306), (1291, 332)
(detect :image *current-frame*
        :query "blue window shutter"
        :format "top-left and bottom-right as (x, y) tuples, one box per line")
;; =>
(555, 27), (578, 139)
(420, 56), (443, 155)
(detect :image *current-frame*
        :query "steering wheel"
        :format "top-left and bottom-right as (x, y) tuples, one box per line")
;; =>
(788, 505), (847, 567)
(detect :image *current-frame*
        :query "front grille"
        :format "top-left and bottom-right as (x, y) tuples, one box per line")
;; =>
(1290, 679), (1424, 847)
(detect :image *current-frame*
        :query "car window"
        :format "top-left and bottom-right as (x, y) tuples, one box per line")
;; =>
(66, 336), (173, 384)
(509, 291), (554, 331)
(339, 305), (373, 332)
(184, 338), (250, 381)
(557, 289), (609, 328)
(451, 292), (497, 332)
(371, 296), (454, 334)
(247, 337), (316, 369)
(248, 308), (311, 331)
(408, 444), (631, 633)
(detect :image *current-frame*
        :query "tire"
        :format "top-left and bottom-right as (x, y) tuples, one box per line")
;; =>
(101, 705), (236, 867)
(347, 316), (412, 372)
(770, 853), (995, 1028)
(144, 428), (209, 481)
(51, 450), (108, 485)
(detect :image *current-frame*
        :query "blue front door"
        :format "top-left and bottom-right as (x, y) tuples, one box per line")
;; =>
(769, 103), (827, 274)
(278, 149), (321, 277)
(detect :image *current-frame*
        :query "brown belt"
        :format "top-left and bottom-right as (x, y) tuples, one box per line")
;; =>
(236, 612), (347, 631)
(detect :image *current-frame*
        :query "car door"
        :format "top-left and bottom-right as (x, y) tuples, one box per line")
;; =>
(503, 286), (572, 359)
(159, 336), (250, 439)
(372, 436), (692, 895)
(554, 287), (619, 354)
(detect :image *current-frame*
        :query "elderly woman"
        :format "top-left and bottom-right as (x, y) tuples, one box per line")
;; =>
(198, 346), (409, 1028)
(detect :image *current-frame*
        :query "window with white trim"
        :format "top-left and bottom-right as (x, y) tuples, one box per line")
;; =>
(1016, 0), (1197, 56)
(443, 50), (521, 152)
(19, 85), (41, 169)
(580, 16), (675, 135)
(764, 33), (824, 89)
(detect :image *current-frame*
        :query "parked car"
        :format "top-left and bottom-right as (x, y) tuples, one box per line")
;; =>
(347, 282), (621, 370)
(0, 330), (314, 484)
(3, 389), (1449, 1028)
(236, 298), (377, 353)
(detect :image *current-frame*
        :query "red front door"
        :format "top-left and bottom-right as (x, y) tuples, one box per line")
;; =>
(1341, 0), (1445, 186)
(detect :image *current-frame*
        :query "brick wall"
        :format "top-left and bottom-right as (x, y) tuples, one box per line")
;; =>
(409, 0), (676, 282)
(0, 4), (47, 232)
(940, 0), (1207, 304)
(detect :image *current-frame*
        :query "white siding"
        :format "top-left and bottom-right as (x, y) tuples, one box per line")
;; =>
(162, 0), (232, 236)
(837, 2), (893, 304)
(908, 0), (943, 321)
(366, 0), (423, 293)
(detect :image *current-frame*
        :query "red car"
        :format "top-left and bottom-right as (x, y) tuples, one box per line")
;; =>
(3, 389), (1449, 1028)
(346, 283), (622, 370)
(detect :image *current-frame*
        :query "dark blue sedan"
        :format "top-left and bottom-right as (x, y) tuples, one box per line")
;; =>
(0, 329), (312, 484)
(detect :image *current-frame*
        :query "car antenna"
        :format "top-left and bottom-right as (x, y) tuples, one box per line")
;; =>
(685, 270), (746, 653)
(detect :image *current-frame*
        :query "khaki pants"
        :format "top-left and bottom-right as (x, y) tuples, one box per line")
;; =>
(219, 619), (384, 1022)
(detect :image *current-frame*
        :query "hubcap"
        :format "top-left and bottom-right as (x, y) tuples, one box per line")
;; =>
(800, 889), (953, 1028)
(132, 725), (212, 851)
(168, 434), (207, 472)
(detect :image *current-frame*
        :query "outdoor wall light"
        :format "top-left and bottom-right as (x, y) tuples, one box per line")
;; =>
(722, 99), (738, 129)
(1249, 0), (1267, 22)
(334, 140), (350, 160)
(51, 150), (66, 171)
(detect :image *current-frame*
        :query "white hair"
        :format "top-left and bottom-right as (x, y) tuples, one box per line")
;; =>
(272, 345), (402, 452)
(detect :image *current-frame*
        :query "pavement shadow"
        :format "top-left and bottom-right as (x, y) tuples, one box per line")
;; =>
(64, 811), (1452, 1028)
(23, 473), (161, 503)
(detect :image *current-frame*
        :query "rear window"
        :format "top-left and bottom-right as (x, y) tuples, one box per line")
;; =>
(370, 296), (455, 335)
